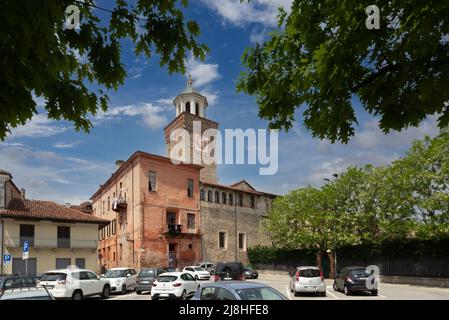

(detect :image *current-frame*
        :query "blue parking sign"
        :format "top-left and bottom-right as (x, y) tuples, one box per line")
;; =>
(23, 241), (29, 253)
(3, 254), (11, 264)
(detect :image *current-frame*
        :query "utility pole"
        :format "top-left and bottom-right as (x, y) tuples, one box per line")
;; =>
(323, 173), (338, 279)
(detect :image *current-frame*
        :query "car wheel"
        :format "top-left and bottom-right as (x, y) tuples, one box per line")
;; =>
(321, 291), (327, 297)
(333, 282), (339, 292)
(101, 285), (110, 299)
(72, 290), (83, 301)
(372, 290), (378, 296)
(151, 296), (158, 301)
(136, 290), (142, 295)
(121, 285), (127, 295)
(181, 290), (187, 300)
(293, 290), (299, 297)
(344, 286), (351, 296)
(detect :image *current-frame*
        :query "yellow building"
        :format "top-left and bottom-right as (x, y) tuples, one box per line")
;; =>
(0, 170), (109, 275)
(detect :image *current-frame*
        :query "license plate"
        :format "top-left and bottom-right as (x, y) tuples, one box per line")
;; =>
(306, 286), (316, 290)
(160, 293), (169, 297)
(142, 281), (150, 284)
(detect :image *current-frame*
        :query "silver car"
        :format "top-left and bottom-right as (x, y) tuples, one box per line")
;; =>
(289, 266), (326, 297)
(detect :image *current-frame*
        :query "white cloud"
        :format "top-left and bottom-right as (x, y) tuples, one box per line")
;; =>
(7, 114), (68, 139)
(53, 142), (79, 149)
(186, 58), (221, 87)
(199, 0), (292, 27)
(201, 90), (219, 106)
(96, 103), (168, 129)
(249, 27), (268, 44)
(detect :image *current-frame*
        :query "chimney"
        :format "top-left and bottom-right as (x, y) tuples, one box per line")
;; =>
(20, 188), (26, 200)
(115, 160), (125, 170)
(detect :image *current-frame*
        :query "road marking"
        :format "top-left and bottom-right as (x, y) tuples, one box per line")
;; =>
(285, 285), (293, 300)
(326, 289), (340, 300)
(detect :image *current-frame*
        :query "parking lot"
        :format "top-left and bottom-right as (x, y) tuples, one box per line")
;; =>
(107, 273), (449, 300)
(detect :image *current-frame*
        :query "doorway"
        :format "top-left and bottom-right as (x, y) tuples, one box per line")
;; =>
(12, 258), (37, 276)
(168, 244), (177, 269)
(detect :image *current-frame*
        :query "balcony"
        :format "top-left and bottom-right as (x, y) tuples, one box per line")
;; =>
(4, 237), (98, 249)
(164, 224), (183, 236)
(112, 196), (127, 212)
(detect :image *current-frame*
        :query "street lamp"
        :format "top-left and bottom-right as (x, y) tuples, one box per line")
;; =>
(323, 174), (338, 279)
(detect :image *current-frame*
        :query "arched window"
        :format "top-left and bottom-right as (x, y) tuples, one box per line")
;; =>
(229, 193), (233, 205)
(186, 101), (191, 113)
(200, 189), (205, 201)
(207, 190), (213, 202)
(215, 191), (219, 203)
(195, 102), (199, 115)
(222, 192), (227, 204)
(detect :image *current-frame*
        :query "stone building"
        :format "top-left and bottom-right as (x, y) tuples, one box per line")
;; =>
(91, 152), (202, 270)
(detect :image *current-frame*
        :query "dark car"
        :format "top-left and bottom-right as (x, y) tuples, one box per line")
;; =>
(192, 282), (287, 300)
(333, 266), (378, 296)
(243, 266), (259, 279)
(0, 275), (38, 295)
(0, 287), (54, 300)
(214, 262), (245, 281)
(135, 268), (167, 295)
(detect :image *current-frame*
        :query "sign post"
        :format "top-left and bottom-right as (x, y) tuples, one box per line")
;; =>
(22, 241), (29, 276)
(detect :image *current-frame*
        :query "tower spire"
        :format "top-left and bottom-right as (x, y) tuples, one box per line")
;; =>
(187, 74), (193, 88)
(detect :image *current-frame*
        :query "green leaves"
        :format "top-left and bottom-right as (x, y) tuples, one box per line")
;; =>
(265, 131), (449, 252)
(0, 0), (208, 140)
(237, 0), (449, 143)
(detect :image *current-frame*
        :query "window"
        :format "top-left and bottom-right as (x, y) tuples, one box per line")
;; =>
(187, 179), (194, 198)
(0, 181), (5, 208)
(216, 288), (237, 301)
(219, 232), (226, 249)
(186, 101), (191, 113)
(188, 244), (193, 249)
(229, 194), (233, 206)
(250, 195), (255, 209)
(238, 233), (246, 251)
(200, 189), (205, 201)
(55, 258), (71, 269)
(222, 192), (227, 204)
(148, 171), (157, 191)
(167, 212), (176, 226)
(195, 102), (199, 115)
(119, 244), (123, 260)
(187, 213), (196, 229)
(107, 224), (111, 237)
(112, 219), (116, 235)
(238, 194), (243, 207)
(102, 200), (105, 214)
(57, 226), (70, 248)
(119, 182), (122, 189)
(20, 224), (35, 247)
(113, 252), (116, 261)
(215, 191), (219, 203)
(75, 258), (85, 269)
(108, 196), (110, 210)
(207, 190), (213, 202)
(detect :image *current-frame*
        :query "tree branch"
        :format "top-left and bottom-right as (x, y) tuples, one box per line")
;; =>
(351, 63), (400, 93)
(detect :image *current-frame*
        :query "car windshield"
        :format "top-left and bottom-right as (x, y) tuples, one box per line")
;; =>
(157, 276), (178, 283)
(236, 287), (285, 300)
(299, 269), (321, 277)
(104, 270), (127, 278)
(138, 270), (155, 277)
(193, 267), (205, 272)
(0, 288), (51, 301)
(245, 267), (253, 271)
(39, 273), (66, 281)
(350, 270), (371, 278)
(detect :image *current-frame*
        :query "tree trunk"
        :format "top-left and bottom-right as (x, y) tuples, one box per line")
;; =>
(328, 250), (336, 279)
(316, 251), (323, 275)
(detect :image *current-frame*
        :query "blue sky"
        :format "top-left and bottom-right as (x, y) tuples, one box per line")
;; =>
(0, 0), (440, 204)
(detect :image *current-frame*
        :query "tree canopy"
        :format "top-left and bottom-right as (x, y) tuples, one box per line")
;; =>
(0, 0), (208, 140)
(237, 0), (449, 143)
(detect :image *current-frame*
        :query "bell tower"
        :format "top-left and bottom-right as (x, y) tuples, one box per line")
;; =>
(164, 76), (218, 183)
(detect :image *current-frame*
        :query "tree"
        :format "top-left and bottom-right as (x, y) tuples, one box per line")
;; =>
(237, 1), (449, 143)
(0, 0), (208, 140)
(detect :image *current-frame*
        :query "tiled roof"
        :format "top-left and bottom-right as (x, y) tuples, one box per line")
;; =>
(0, 169), (12, 176)
(201, 180), (277, 197)
(0, 199), (109, 226)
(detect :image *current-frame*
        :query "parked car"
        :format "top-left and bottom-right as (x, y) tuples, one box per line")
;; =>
(135, 268), (167, 295)
(214, 262), (245, 281)
(37, 269), (110, 300)
(151, 272), (199, 300)
(102, 267), (138, 294)
(333, 266), (378, 296)
(198, 262), (215, 275)
(243, 266), (259, 279)
(183, 266), (211, 280)
(192, 282), (287, 300)
(0, 275), (38, 295)
(289, 266), (326, 297)
(0, 287), (55, 300)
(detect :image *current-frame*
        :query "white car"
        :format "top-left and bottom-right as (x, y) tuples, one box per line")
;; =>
(102, 268), (138, 294)
(37, 269), (110, 300)
(151, 272), (199, 300)
(289, 266), (327, 297)
(183, 266), (211, 280)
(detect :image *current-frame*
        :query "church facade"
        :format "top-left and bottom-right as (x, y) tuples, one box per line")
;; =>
(91, 78), (275, 270)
